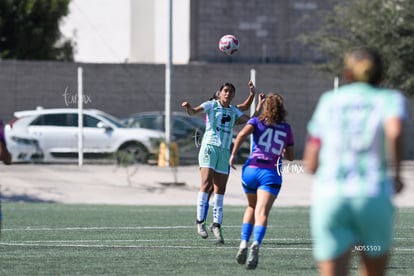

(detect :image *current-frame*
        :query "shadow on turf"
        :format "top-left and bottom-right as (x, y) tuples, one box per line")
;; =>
(1, 193), (55, 203)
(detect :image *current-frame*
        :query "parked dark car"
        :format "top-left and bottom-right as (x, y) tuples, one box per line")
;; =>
(123, 111), (250, 164)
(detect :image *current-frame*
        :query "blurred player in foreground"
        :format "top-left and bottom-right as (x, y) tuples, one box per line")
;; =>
(230, 93), (294, 269)
(303, 47), (406, 276)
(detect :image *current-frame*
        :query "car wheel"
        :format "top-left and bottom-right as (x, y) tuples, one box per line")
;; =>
(117, 143), (149, 166)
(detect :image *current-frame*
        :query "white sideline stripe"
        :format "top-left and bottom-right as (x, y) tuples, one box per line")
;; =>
(0, 242), (413, 252)
(0, 238), (312, 243)
(0, 242), (309, 251)
(3, 225), (414, 232)
(3, 237), (412, 243)
(2, 226), (193, 231)
(1, 225), (270, 231)
(0, 243), (216, 249)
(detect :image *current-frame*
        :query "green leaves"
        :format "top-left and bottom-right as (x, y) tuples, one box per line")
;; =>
(0, 0), (74, 61)
(302, 0), (414, 96)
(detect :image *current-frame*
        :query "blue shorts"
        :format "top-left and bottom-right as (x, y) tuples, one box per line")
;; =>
(198, 144), (230, 175)
(241, 166), (282, 196)
(311, 196), (395, 261)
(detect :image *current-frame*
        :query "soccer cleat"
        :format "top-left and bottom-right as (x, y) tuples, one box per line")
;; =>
(209, 223), (224, 244)
(196, 222), (208, 239)
(246, 244), (259, 269)
(236, 247), (248, 264)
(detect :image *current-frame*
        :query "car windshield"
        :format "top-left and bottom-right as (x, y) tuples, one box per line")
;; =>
(181, 115), (205, 129)
(97, 112), (126, 128)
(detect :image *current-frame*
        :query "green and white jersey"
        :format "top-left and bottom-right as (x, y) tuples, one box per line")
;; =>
(307, 82), (406, 199)
(200, 100), (244, 149)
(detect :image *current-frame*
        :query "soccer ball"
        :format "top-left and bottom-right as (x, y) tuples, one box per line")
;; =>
(219, 34), (239, 56)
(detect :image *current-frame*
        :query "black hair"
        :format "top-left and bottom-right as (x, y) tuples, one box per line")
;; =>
(209, 83), (236, 100)
(219, 83), (236, 93)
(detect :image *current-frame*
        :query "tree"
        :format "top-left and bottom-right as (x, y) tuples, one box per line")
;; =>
(0, 0), (75, 61)
(302, 0), (414, 96)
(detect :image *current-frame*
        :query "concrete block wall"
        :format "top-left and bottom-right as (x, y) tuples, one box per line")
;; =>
(190, 0), (334, 63)
(0, 60), (412, 159)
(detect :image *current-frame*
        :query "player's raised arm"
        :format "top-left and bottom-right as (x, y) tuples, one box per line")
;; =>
(181, 101), (203, 116)
(236, 80), (256, 111)
(236, 93), (266, 125)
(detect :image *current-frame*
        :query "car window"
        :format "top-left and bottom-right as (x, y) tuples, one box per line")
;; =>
(30, 114), (70, 126)
(67, 114), (78, 126)
(132, 116), (162, 131)
(83, 114), (100, 128)
(98, 113), (125, 128)
(29, 113), (101, 128)
(173, 118), (193, 132)
(181, 116), (205, 129)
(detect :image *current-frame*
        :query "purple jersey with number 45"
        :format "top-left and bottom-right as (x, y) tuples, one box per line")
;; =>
(247, 117), (294, 169)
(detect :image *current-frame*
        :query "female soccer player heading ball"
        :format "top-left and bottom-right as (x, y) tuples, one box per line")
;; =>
(181, 81), (263, 244)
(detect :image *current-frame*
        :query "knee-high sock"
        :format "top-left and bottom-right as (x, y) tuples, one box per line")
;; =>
(196, 192), (208, 222)
(203, 199), (210, 221)
(212, 194), (224, 225)
(253, 225), (267, 245)
(241, 223), (254, 243)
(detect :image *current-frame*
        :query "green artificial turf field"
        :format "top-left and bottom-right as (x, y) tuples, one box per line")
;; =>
(0, 204), (413, 275)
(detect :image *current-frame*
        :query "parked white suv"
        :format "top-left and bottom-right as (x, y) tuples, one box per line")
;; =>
(5, 108), (164, 164)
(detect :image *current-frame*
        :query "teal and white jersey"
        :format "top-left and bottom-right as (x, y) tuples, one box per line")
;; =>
(307, 82), (406, 199)
(200, 100), (244, 149)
